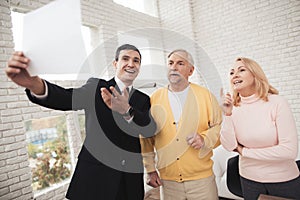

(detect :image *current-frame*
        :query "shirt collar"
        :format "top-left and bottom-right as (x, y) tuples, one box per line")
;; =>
(114, 76), (133, 93)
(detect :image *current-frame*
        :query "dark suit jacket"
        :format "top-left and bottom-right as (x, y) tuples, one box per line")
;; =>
(26, 77), (156, 200)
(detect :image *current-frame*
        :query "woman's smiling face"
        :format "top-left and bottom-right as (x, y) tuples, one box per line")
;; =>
(230, 60), (256, 97)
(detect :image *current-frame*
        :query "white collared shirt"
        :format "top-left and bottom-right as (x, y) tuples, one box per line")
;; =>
(114, 76), (133, 94)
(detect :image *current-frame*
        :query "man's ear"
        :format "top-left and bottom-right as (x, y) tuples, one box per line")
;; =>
(113, 60), (117, 68)
(189, 66), (195, 75)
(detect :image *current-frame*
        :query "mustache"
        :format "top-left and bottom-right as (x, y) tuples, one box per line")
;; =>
(168, 70), (180, 76)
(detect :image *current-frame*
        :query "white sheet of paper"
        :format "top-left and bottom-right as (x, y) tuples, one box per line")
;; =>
(22, 0), (87, 76)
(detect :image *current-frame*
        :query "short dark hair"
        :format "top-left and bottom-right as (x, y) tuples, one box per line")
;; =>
(115, 44), (142, 62)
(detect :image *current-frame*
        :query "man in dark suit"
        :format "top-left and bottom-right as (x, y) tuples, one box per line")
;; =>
(6, 44), (156, 200)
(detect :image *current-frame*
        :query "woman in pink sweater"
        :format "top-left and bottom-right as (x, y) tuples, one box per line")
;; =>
(220, 57), (300, 199)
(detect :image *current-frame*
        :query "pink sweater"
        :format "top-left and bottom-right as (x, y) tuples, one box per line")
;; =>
(221, 94), (299, 182)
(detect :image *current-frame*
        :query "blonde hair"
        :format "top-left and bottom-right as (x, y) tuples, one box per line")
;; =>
(232, 57), (278, 106)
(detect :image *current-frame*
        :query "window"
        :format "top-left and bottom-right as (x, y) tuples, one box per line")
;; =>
(113, 0), (158, 17)
(25, 116), (72, 192)
(11, 11), (24, 51)
(77, 112), (86, 141)
(81, 25), (93, 55)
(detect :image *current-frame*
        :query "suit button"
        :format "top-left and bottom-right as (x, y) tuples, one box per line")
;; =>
(121, 160), (126, 166)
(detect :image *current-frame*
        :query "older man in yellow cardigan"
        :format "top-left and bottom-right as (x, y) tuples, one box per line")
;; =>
(141, 49), (222, 200)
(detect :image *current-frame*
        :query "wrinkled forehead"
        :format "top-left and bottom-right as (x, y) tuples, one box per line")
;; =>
(169, 51), (193, 65)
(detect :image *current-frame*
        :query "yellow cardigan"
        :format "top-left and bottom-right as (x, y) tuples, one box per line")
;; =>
(141, 83), (222, 182)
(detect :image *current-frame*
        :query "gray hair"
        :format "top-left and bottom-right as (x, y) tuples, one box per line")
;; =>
(167, 49), (194, 66)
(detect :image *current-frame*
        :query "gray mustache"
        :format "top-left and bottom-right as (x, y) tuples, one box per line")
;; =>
(169, 72), (180, 76)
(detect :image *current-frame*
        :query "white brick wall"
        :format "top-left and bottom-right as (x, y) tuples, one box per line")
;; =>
(191, 0), (300, 135)
(0, 0), (34, 199)
(1, 0), (300, 199)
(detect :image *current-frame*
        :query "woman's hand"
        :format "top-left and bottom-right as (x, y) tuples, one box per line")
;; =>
(220, 88), (233, 116)
(234, 144), (244, 155)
